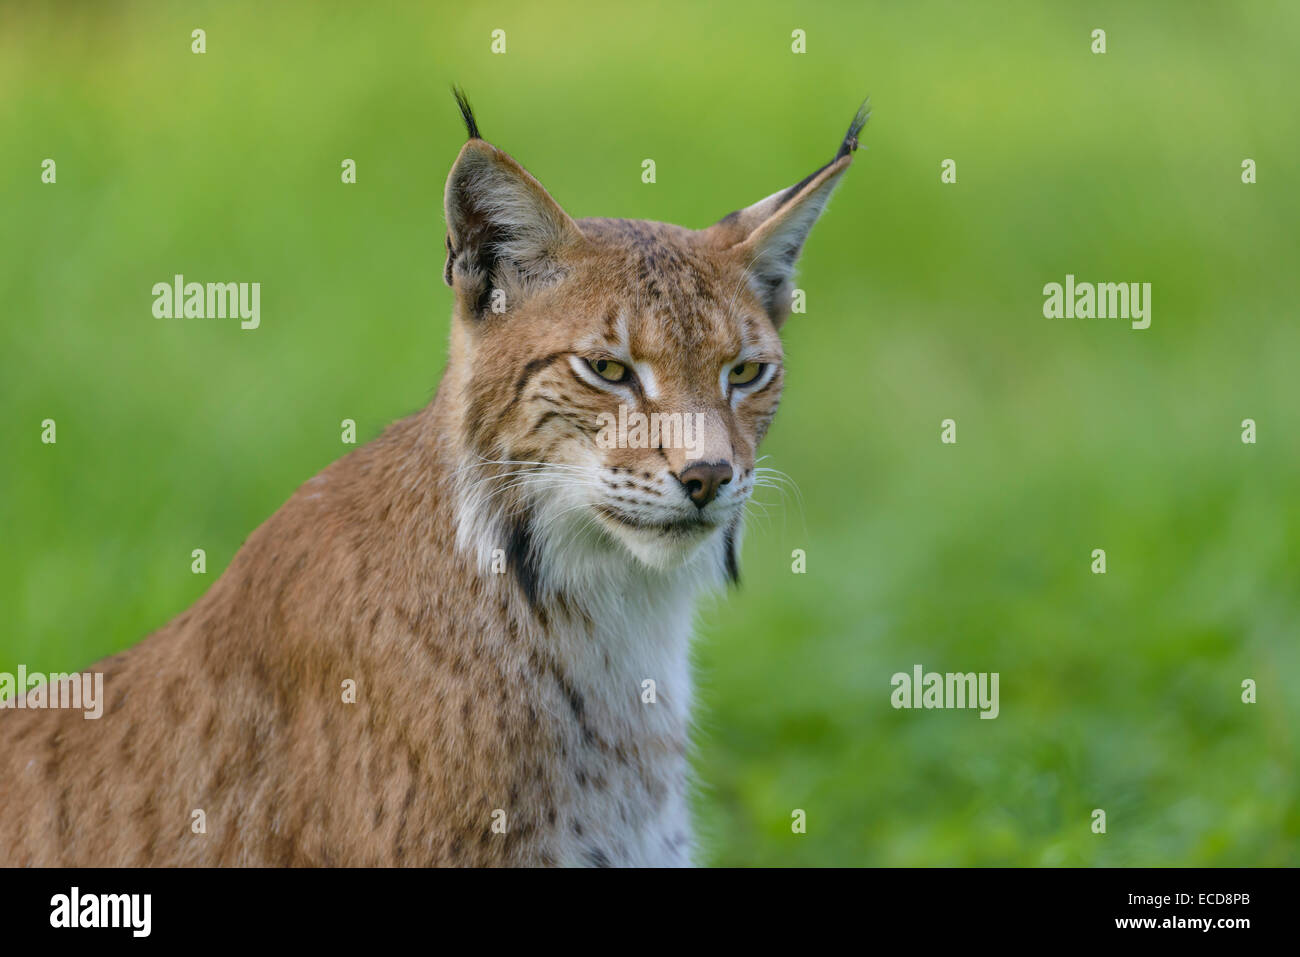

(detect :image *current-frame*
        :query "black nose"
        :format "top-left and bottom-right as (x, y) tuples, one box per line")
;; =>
(677, 460), (732, 508)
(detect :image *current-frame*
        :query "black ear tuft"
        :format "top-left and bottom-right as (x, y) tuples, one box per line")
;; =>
(835, 97), (871, 160)
(452, 85), (480, 140)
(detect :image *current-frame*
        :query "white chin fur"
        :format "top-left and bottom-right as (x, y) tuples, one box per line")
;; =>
(598, 515), (722, 571)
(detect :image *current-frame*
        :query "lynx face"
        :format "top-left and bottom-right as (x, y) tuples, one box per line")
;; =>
(444, 92), (867, 582)
(454, 223), (783, 571)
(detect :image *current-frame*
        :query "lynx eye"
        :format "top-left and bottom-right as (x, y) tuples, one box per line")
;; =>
(587, 357), (629, 383)
(728, 361), (765, 386)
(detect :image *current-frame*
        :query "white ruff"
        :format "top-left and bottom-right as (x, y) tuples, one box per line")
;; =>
(453, 459), (737, 865)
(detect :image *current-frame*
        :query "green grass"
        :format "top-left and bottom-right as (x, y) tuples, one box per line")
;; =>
(2, 0), (1297, 865)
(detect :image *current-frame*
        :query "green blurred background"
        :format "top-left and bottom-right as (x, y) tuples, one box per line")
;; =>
(2, 1), (1297, 865)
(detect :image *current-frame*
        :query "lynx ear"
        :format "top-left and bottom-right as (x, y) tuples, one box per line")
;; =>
(705, 100), (869, 326)
(443, 89), (583, 316)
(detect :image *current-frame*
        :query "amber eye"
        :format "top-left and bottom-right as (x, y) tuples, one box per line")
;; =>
(587, 357), (629, 383)
(728, 361), (765, 386)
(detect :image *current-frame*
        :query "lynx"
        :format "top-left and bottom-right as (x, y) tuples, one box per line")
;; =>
(0, 91), (867, 867)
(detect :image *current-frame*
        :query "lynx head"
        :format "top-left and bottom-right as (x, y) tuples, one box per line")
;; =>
(443, 89), (867, 595)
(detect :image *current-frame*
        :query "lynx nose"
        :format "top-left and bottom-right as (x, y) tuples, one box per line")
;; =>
(677, 460), (732, 509)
